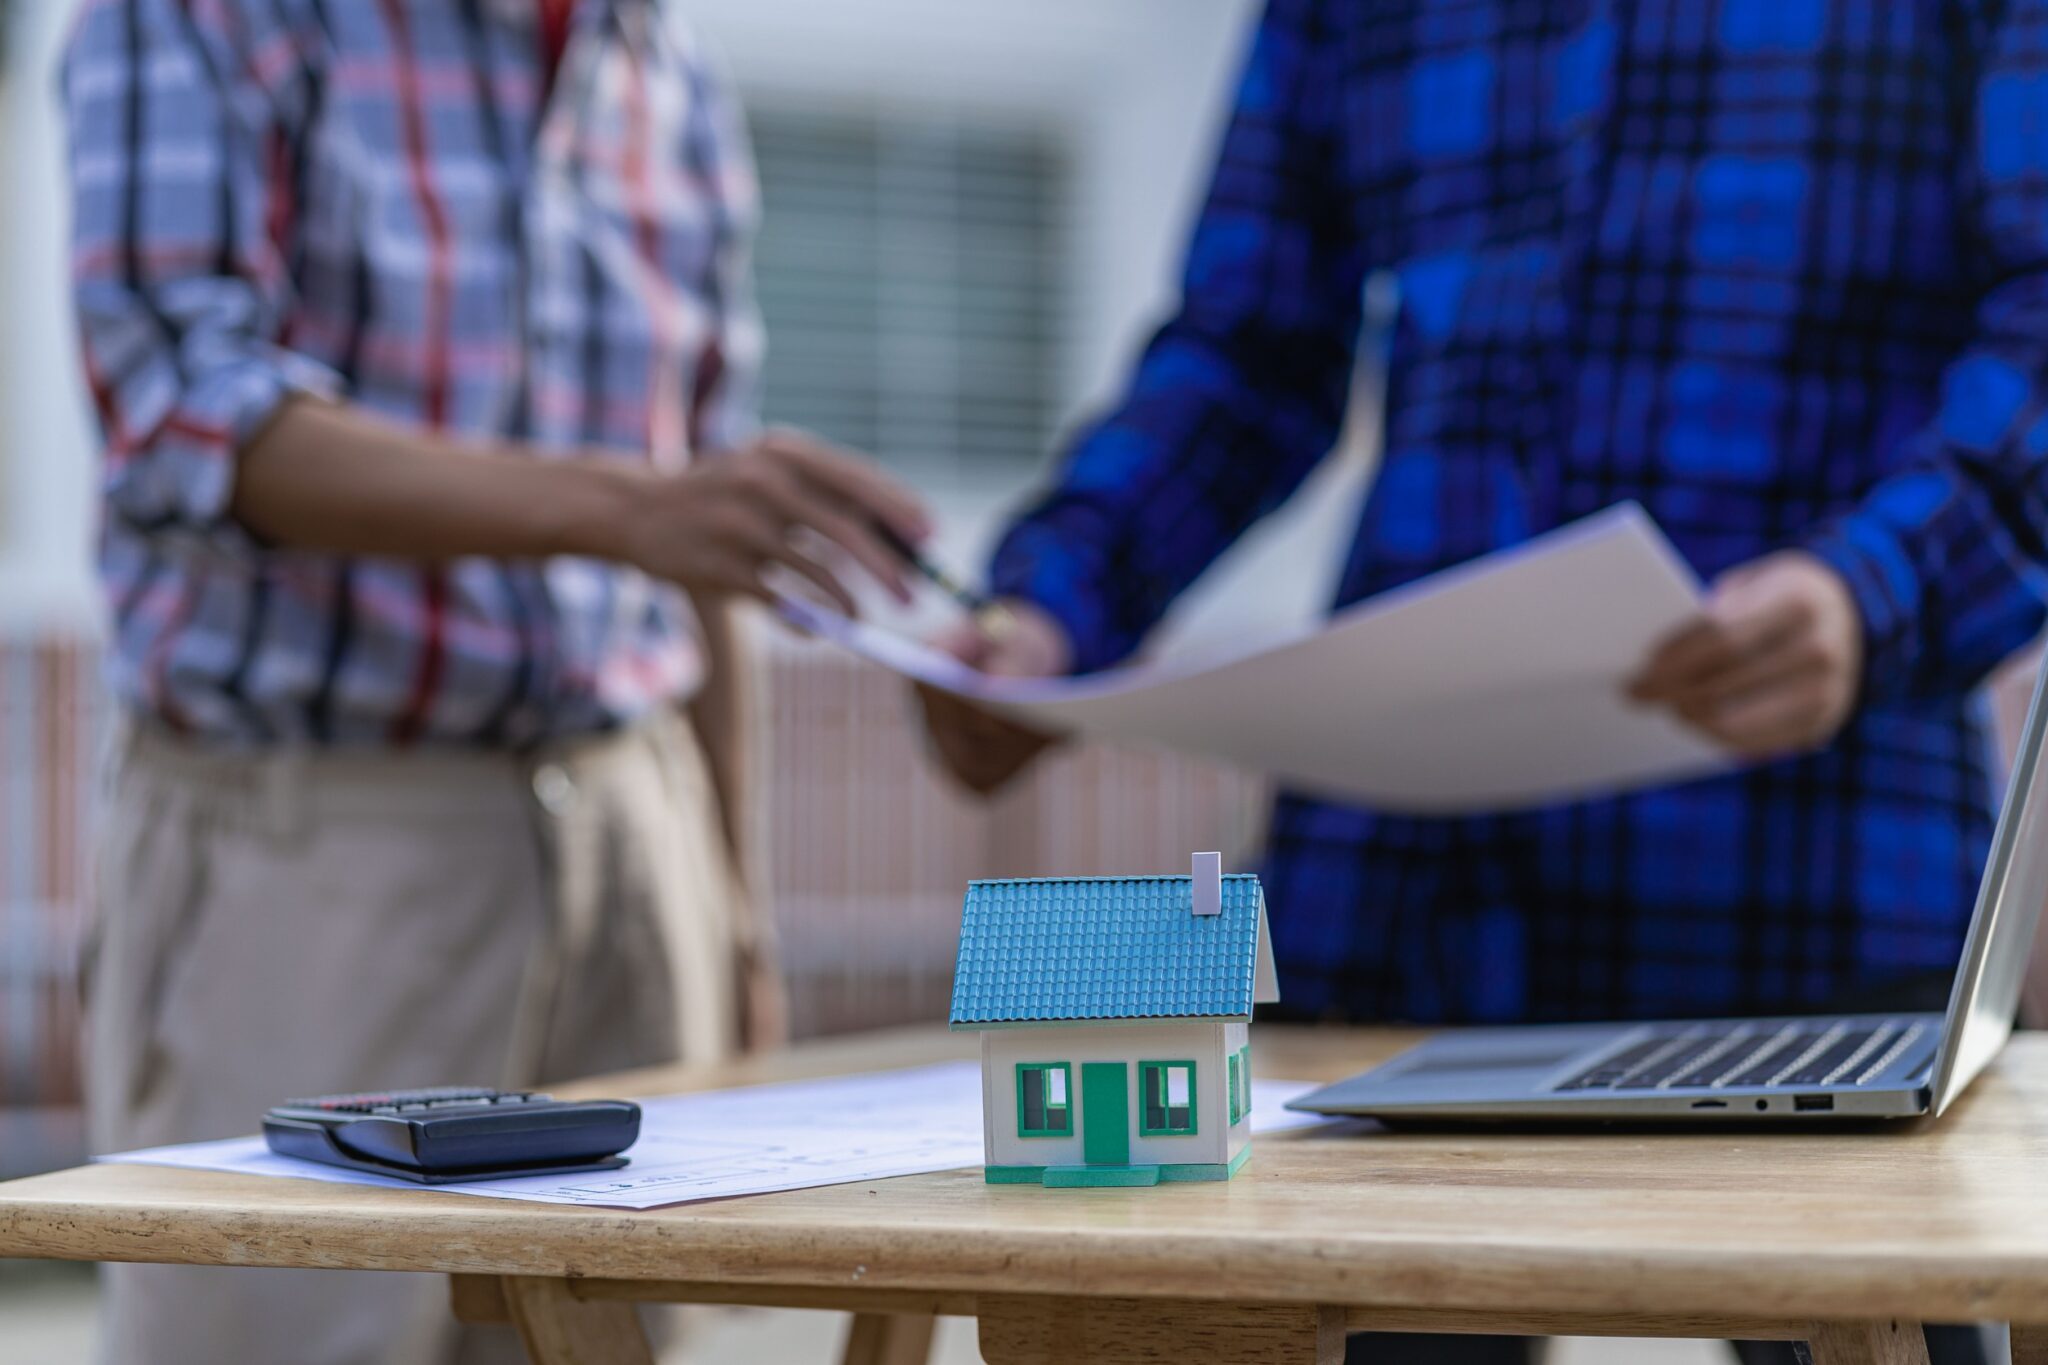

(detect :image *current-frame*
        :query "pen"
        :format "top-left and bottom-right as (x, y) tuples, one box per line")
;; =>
(872, 522), (1017, 641)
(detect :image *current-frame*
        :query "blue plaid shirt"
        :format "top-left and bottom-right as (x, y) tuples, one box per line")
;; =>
(991, 0), (2048, 1024)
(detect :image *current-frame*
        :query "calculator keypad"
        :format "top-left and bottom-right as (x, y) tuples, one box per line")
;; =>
(281, 1087), (546, 1116)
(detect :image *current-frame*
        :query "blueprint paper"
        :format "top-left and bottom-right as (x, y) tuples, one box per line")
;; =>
(101, 1063), (1328, 1210)
(782, 503), (1731, 812)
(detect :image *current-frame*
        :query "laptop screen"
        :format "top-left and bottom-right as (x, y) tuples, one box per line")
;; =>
(1929, 647), (2048, 1114)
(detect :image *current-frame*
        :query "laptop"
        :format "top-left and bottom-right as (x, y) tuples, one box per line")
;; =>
(1288, 650), (2048, 1125)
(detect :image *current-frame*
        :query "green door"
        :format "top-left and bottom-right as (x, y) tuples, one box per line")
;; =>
(1081, 1062), (1130, 1166)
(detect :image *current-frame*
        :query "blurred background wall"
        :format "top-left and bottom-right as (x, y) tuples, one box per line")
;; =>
(0, 0), (1389, 1179)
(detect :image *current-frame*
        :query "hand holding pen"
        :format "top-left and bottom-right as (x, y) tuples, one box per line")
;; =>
(869, 520), (1019, 642)
(609, 427), (930, 615)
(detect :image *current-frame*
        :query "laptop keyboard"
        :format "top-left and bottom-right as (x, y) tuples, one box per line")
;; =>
(1553, 1019), (1924, 1092)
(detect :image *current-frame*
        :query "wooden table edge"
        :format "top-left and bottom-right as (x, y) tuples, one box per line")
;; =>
(6, 1185), (2046, 1326)
(10, 1028), (2048, 1365)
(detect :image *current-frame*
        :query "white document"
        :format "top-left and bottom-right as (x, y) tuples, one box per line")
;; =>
(101, 1062), (1328, 1210)
(784, 503), (1730, 812)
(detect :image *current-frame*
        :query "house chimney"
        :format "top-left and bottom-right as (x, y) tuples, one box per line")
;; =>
(1191, 851), (1222, 916)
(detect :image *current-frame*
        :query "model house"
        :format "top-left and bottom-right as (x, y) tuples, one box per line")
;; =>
(948, 852), (1279, 1187)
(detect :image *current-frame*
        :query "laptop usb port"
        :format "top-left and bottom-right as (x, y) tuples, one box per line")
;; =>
(1794, 1094), (1834, 1112)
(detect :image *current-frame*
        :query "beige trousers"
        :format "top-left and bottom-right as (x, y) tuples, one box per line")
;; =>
(84, 712), (752, 1365)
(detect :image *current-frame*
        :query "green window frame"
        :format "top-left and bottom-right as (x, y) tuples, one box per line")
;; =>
(1238, 1044), (1253, 1118)
(1138, 1060), (1199, 1136)
(1227, 1052), (1242, 1124)
(1015, 1062), (1073, 1137)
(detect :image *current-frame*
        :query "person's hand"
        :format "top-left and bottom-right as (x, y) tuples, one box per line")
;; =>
(614, 427), (929, 615)
(915, 600), (1074, 795)
(1628, 550), (1864, 759)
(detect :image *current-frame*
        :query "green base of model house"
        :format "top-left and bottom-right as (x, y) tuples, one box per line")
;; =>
(986, 1145), (1252, 1188)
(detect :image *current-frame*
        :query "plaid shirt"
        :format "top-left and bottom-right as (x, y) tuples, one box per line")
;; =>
(64, 0), (761, 745)
(993, 0), (2048, 1023)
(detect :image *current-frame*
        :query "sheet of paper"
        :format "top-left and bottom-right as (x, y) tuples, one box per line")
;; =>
(783, 503), (1730, 812)
(101, 1062), (1329, 1210)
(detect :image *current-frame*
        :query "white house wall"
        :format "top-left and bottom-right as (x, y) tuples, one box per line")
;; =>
(981, 1021), (1230, 1170)
(1224, 1018), (1251, 1161)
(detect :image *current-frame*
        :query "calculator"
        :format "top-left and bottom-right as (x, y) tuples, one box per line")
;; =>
(262, 1087), (640, 1184)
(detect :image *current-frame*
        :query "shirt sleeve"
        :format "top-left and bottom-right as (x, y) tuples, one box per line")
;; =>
(1801, 1), (2048, 703)
(680, 33), (765, 456)
(63, 0), (339, 560)
(987, 0), (1369, 674)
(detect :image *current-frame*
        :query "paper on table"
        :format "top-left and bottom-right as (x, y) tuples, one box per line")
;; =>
(783, 503), (1731, 812)
(100, 1062), (1329, 1210)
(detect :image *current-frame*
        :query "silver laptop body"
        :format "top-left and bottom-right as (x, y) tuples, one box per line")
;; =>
(1289, 649), (2048, 1124)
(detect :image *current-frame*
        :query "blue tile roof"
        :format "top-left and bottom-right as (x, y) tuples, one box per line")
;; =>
(949, 873), (1265, 1027)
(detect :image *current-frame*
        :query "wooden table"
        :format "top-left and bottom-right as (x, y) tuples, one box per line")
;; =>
(4, 1026), (2047, 1365)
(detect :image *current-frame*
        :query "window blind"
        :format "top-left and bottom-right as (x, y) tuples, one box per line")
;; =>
(748, 105), (1066, 477)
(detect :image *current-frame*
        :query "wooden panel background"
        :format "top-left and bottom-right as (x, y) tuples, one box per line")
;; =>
(0, 636), (99, 1177)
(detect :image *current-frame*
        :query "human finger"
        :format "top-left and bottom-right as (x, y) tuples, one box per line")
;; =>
(789, 497), (916, 604)
(700, 504), (863, 615)
(742, 458), (915, 603)
(762, 428), (931, 545)
(761, 540), (861, 619)
(1630, 592), (1807, 701)
(1629, 619), (1737, 701)
(1682, 680), (1831, 758)
(1663, 634), (1830, 712)
(690, 550), (780, 607)
(930, 616), (995, 668)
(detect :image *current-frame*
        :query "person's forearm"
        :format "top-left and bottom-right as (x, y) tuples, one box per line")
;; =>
(231, 396), (641, 560)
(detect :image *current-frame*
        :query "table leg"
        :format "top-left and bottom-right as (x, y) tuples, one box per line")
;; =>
(977, 1295), (1345, 1365)
(1802, 1321), (1931, 1365)
(2013, 1325), (2048, 1365)
(841, 1312), (936, 1365)
(500, 1276), (657, 1365)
